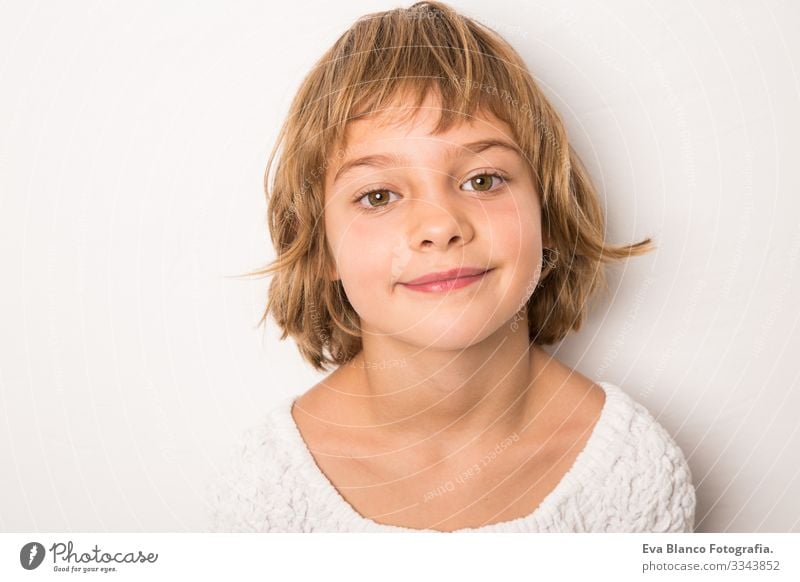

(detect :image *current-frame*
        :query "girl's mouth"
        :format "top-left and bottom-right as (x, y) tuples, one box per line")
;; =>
(398, 268), (494, 293)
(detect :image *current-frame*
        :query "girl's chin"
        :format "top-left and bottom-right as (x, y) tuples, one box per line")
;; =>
(380, 323), (507, 350)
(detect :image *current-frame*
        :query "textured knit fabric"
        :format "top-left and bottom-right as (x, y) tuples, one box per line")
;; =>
(206, 381), (696, 533)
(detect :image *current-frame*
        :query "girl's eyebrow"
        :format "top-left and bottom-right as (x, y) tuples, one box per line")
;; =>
(332, 138), (523, 185)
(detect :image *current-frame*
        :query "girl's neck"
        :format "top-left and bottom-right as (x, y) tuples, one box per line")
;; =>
(341, 323), (546, 447)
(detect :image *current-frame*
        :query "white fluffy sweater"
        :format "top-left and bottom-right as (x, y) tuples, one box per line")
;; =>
(207, 381), (696, 533)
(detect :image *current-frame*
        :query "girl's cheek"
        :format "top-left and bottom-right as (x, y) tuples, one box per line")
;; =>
(492, 198), (541, 237)
(487, 212), (534, 248)
(337, 227), (394, 281)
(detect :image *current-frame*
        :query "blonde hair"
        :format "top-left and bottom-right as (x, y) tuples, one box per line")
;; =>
(244, 1), (655, 372)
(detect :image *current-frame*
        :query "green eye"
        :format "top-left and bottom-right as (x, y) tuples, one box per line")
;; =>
(365, 190), (391, 207)
(469, 175), (493, 191)
(462, 172), (507, 192)
(353, 188), (398, 213)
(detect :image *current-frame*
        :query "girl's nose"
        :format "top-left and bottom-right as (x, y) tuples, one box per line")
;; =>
(406, 194), (475, 251)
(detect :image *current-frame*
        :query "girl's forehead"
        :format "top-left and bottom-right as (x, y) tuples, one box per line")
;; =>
(340, 106), (512, 154)
(338, 84), (506, 144)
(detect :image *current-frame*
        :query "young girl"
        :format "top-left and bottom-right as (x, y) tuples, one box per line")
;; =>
(208, 0), (696, 533)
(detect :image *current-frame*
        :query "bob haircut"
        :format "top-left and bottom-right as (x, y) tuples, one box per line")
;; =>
(246, 0), (654, 372)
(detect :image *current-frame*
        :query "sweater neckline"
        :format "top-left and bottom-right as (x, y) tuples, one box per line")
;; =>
(271, 381), (623, 533)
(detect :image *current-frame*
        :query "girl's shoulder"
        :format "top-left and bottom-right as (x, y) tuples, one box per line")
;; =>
(596, 381), (691, 469)
(537, 350), (689, 470)
(586, 381), (697, 531)
(541, 353), (694, 530)
(205, 396), (300, 532)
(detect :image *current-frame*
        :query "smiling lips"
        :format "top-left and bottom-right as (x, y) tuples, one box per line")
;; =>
(399, 267), (493, 293)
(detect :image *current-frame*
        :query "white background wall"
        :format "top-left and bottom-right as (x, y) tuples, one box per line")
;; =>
(1, 0), (798, 533)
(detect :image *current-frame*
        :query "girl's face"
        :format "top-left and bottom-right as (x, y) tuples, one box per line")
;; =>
(323, 92), (546, 350)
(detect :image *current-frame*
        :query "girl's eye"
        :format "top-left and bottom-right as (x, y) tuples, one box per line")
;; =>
(352, 172), (508, 213)
(462, 172), (507, 192)
(353, 189), (398, 212)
